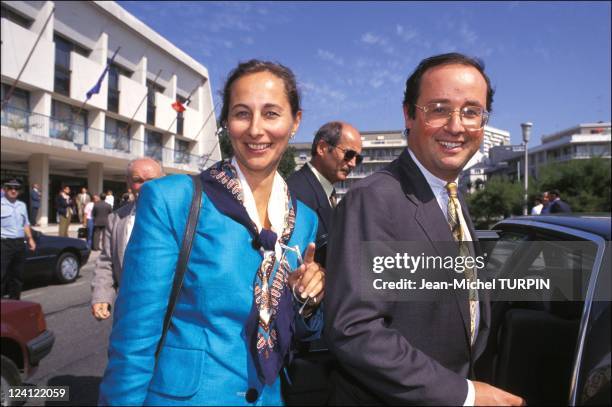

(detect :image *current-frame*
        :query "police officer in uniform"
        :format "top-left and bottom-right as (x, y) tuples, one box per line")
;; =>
(1, 179), (36, 299)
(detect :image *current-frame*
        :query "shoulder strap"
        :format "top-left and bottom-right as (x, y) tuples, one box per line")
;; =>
(155, 173), (203, 360)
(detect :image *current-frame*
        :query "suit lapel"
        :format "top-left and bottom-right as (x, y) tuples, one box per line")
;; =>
(396, 150), (472, 347)
(302, 165), (332, 233)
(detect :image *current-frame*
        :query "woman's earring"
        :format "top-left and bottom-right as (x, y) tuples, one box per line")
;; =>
(290, 131), (296, 140)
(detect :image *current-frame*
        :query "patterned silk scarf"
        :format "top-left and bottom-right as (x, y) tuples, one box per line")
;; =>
(200, 160), (297, 385)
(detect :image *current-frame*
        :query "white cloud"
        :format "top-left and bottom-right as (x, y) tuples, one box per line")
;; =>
(459, 23), (478, 45)
(301, 81), (347, 102)
(316, 49), (344, 66)
(360, 31), (395, 55)
(396, 24), (418, 42)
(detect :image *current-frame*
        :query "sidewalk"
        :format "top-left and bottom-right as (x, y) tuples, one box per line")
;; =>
(32, 223), (82, 239)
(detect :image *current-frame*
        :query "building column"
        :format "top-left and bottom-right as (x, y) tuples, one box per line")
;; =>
(89, 110), (105, 148)
(87, 162), (104, 196)
(131, 123), (145, 157)
(28, 153), (49, 226)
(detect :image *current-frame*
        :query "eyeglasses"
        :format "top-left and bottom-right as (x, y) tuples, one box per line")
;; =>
(5, 186), (20, 191)
(331, 145), (363, 165)
(415, 102), (489, 129)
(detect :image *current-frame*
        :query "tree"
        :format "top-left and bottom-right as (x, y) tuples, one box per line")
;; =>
(467, 177), (524, 229)
(278, 146), (297, 179)
(536, 157), (611, 213)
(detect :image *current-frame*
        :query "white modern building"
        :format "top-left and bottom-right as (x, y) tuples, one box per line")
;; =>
(1, 1), (221, 226)
(500, 122), (611, 180)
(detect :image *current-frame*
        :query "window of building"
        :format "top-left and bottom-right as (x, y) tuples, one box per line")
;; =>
(590, 143), (610, 157)
(1, 84), (30, 129)
(105, 117), (130, 153)
(1, 4), (33, 29)
(146, 80), (165, 126)
(145, 130), (163, 160)
(176, 95), (187, 135)
(53, 34), (89, 96)
(107, 62), (133, 113)
(50, 100), (88, 144)
(174, 139), (190, 164)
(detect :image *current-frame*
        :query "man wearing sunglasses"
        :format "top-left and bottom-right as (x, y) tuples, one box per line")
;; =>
(287, 121), (362, 266)
(285, 121), (361, 404)
(325, 53), (524, 405)
(1, 179), (36, 299)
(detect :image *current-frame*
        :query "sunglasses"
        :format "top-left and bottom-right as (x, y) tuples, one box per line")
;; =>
(5, 186), (20, 191)
(331, 144), (363, 165)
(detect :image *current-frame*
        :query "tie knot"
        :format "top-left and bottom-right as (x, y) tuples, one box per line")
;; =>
(446, 182), (458, 198)
(330, 188), (338, 208)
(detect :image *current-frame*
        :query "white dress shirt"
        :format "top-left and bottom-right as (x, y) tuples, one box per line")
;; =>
(408, 148), (477, 406)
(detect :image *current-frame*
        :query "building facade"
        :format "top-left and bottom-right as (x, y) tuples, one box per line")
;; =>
(1, 1), (221, 226)
(495, 122), (611, 181)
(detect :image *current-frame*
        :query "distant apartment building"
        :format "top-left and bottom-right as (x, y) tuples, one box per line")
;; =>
(459, 125), (511, 192)
(491, 122), (611, 181)
(1, 1), (221, 226)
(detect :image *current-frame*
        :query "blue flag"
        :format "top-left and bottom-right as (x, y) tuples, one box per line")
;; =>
(86, 47), (120, 101)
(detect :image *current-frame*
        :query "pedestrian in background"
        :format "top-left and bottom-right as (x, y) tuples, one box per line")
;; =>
(104, 190), (115, 209)
(91, 157), (163, 320)
(84, 195), (96, 248)
(29, 183), (41, 226)
(1, 179), (36, 299)
(531, 195), (544, 215)
(76, 187), (91, 224)
(92, 193), (112, 251)
(56, 185), (72, 237)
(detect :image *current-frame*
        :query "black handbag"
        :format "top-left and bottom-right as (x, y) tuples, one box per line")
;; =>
(77, 227), (88, 238)
(155, 174), (203, 360)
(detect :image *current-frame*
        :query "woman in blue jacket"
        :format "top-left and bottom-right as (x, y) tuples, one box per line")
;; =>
(99, 60), (324, 406)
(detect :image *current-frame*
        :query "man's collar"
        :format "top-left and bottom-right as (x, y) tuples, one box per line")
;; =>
(407, 148), (457, 190)
(307, 162), (334, 198)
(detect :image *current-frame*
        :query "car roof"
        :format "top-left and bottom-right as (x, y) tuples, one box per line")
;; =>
(499, 215), (611, 240)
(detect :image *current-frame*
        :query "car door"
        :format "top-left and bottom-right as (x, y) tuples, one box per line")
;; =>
(475, 222), (601, 405)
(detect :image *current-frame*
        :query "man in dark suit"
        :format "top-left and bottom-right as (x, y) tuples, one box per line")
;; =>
(92, 193), (113, 251)
(287, 121), (362, 265)
(324, 53), (524, 405)
(29, 183), (41, 226)
(548, 189), (572, 213)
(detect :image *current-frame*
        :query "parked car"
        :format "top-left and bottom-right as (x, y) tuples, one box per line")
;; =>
(476, 215), (611, 406)
(1, 299), (55, 406)
(25, 228), (91, 284)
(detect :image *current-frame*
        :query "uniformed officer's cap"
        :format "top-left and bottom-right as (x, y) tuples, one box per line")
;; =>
(3, 179), (22, 188)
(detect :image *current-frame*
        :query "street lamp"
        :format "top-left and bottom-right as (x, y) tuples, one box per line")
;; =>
(521, 122), (532, 215)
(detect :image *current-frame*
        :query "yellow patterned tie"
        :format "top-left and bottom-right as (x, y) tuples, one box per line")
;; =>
(446, 182), (477, 345)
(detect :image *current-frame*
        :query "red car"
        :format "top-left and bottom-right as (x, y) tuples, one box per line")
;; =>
(1, 299), (54, 403)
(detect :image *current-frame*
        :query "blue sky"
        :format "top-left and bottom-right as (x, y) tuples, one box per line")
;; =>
(119, 1), (611, 146)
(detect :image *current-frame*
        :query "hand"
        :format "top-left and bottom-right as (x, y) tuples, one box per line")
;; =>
(91, 303), (111, 320)
(287, 243), (325, 306)
(473, 381), (525, 406)
(27, 237), (36, 252)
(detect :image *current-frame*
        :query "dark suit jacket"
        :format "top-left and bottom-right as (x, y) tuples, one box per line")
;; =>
(287, 164), (333, 266)
(55, 193), (70, 216)
(30, 189), (41, 209)
(92, 201), (113, 227)
(549, 198), (571, 213)
(324, 149), (491, 405)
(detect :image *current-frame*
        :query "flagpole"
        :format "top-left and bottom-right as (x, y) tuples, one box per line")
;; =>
(1, 7), (55, 110)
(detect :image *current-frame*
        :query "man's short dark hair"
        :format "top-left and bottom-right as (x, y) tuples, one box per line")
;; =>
(402, 52), (495, 119)
(551, 189), (561, 197)
(311, 121), (343, 157)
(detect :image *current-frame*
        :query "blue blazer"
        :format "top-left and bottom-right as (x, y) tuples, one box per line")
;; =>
(99, 174), (322, 406)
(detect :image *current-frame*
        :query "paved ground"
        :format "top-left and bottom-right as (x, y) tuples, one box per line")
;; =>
(19, 249), (113, 406)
